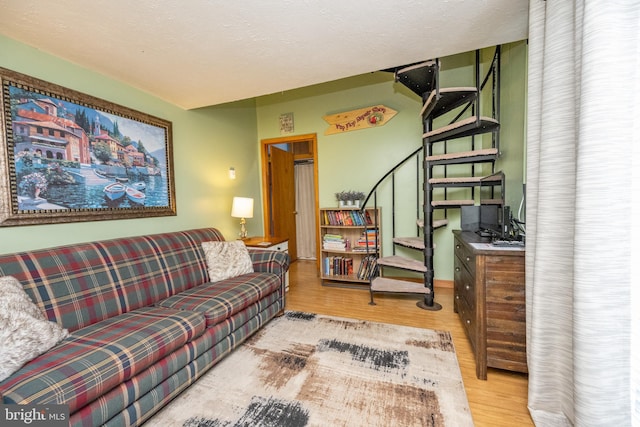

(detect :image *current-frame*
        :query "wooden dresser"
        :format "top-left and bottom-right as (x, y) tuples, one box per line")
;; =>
(453, 230), (527, 379)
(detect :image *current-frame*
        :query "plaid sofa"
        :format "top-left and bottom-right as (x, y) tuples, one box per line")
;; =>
(0, 228), (288, 426)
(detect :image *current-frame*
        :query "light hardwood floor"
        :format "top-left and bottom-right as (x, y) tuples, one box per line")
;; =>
(285, 260), (534, 427)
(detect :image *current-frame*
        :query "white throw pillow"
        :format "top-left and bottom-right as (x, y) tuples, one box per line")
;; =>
(202, 241), (254, 282)
(0, 276), (69, 381)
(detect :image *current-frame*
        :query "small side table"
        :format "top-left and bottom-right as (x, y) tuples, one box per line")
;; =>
(242, 236), (289, 291)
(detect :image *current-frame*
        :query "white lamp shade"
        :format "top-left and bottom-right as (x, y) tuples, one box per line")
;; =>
(231, 197), (254, 218)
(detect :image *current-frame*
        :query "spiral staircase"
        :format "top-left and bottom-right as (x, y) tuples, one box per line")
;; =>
(363, 48), (504, 310)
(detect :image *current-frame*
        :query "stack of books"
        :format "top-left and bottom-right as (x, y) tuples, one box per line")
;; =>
(323, 233), (346, 251)
(354, 229), (378, 252)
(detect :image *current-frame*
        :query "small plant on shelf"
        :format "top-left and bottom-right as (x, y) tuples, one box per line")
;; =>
(335, 190), (366, 208)
(352, 191), (365, 208)
(335, 191), (350, 206)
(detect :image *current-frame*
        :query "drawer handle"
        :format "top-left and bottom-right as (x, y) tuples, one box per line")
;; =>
(465, 284), (470, 291)
(466, 319), (471, 325)
(455, 294), (459, 300)
(466, 256), (471, 262)
(456, 244), (461, 249)
(455, 267), (460, 272)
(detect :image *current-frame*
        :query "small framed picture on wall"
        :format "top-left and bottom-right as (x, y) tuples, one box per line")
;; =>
(279, 112), (294, 134)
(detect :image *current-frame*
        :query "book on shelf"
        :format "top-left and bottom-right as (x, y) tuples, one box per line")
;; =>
(365, 210), (373, 225)
(323, 243), (346, 251)
(360, 230), (378, 240)
(342, 212), (353, 226)
(323, 256), (354, 276)
(356, 255), (379, 280)
(323, 233), (344, 241)
(348, 210), (361, 226)
(357, 239), (376, 244)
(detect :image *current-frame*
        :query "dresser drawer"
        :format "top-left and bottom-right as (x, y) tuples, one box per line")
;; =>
(454, 256), (476, 310)
(454, 238), (476, 277)
(268, 240), (288, 252)
(457, 295), (478, 352)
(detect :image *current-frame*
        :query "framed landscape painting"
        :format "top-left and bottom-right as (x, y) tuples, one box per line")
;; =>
(0, 67), (176, 226)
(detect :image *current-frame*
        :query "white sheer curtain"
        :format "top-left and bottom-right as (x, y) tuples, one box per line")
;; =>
(526, 1), (640, 425)
(295, 162), (316, 259)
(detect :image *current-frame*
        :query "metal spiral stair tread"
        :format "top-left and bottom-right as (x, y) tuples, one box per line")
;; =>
(423, 116), (499, 143)
(376, 255), (427, 272)
(370, 277), (431, 295)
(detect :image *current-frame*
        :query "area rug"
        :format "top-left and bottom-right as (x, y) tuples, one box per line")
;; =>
(145, 311), (473, 427)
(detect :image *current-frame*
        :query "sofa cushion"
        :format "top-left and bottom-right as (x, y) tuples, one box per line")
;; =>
(0, 276), (69, 381)
(0, 306), (205, 413)
(157, 272), (281, 327)
(202, 240), (254, 282)
(70, 319), (230, 427)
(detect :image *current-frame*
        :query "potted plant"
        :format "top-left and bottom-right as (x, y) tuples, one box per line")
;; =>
(352, 191), (366, 208)
(335, 190), (366, 208)
(335, 191), (351, 208)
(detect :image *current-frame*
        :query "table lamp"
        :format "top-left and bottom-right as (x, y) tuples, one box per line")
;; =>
(231, 197), (254, 238)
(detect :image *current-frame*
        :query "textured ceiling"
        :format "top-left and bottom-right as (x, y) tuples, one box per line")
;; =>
(0, 0), (529, 109)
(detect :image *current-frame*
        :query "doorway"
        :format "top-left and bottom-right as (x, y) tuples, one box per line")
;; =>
(260, 133), (319, 267)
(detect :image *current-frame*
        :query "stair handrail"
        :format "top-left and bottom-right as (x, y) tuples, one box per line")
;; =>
(360, 144), (423, 209)
(446, 47), (501, 126)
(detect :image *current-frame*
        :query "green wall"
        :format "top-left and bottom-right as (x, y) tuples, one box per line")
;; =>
(497, 42), (527, 212)
(256, 41), (527, 281)
(0, 34), (527, 283)
(0, 35), (264, 254)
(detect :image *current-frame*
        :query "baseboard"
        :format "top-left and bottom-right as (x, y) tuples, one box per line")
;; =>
(435, 279), (453, 289)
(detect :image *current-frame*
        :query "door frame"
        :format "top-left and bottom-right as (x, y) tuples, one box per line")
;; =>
(260, 133), (320, 269)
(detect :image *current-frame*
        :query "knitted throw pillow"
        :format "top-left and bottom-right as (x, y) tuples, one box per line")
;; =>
(0, 275), (69, 381)
(202, 241), (254, 282)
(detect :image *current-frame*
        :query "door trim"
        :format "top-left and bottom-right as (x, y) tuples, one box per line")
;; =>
(260, 133), (320, 270)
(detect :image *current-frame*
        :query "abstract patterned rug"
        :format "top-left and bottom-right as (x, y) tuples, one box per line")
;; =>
(146, 311), (473, 427)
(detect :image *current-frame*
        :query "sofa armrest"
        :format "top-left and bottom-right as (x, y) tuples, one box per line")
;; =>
(248, 249), (289, 279)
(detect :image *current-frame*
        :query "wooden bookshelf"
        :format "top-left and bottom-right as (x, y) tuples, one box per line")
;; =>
(319, 207), (380, 286)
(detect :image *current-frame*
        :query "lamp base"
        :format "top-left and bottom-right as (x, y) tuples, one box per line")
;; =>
(239, 218), (247, 238)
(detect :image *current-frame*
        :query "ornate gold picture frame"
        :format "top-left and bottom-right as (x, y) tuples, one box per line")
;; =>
(0, 68), (176, 226)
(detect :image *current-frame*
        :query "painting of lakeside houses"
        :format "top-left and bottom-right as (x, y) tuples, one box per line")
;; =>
(0, 68), (175, 226)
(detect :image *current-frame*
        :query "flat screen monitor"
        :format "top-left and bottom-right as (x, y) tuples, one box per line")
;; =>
(478, 204), (502, 238)
(477, 172), (507, 239)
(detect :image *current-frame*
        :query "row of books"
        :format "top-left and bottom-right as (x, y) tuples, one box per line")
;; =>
(357, 255), (379, 280)
(323, 256), (354, 276)
(322, 254), (379, 280)
(322, 209), (374, 227)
